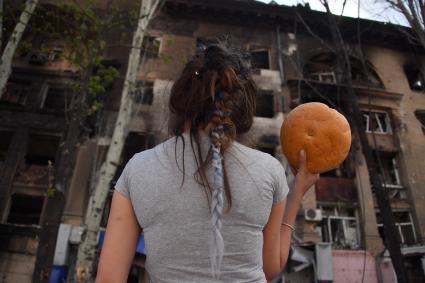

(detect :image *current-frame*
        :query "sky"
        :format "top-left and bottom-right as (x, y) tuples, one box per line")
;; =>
(256, 0), (409, 26)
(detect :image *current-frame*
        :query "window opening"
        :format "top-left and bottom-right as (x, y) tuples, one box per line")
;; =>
(414, 110), (425, 135)
(1, 80), (31, 105)
(25, 134), (60, 165)
(377, 211), (417, 246)
(309, 72), (336, 84)
(43, 86), (69, 111)
(256, 91), (274, 118)
(250, 48), (270, 70)
(141, 36), (161, 58)
(7, 194), (45, 225)
(373, 151), (402, 188)
(319, 206), (360, 249)
(362, 110), (392, 134)
(404, 65), (425, 91)
(135, 81), (154, 105)
(304, 53), (384, 88)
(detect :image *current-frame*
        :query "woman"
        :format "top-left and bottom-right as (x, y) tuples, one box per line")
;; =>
(96, 42), (319, 283)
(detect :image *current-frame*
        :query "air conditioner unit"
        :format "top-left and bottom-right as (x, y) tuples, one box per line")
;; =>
(304, 209), (323, 221)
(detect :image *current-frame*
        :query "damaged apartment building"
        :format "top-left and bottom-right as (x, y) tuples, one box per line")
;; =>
(1, 0), (425, 282)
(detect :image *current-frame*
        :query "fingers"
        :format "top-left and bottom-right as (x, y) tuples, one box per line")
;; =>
(298, 149), (306, 171)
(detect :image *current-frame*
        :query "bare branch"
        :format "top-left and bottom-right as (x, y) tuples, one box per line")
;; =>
(294, 9), (335, 52)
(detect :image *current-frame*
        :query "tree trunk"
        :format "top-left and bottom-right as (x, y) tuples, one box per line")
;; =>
(73, 1), (161, 282)
(0, 0), (38, 97)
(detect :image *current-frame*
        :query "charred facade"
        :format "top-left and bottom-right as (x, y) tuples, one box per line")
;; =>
(1, 0), (425, 282)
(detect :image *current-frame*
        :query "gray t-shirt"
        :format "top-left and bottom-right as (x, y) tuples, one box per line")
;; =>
(115, 132), (289, 283)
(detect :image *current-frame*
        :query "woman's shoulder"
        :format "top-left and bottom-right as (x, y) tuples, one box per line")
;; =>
(231, 141), (284, 172)
(127, 136), (177, 168)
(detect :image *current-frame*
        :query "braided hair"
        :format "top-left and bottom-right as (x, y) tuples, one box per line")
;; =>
(169, 40), (257, 278)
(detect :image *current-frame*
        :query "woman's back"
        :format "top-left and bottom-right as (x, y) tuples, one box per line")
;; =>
(115, 133), (288, 283)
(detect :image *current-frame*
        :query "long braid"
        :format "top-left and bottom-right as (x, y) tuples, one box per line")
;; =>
(209, 90), (232, 278)
(210, 130), (224, 278)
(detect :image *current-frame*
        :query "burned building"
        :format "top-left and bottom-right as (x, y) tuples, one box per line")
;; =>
(1, 0), (425, 282)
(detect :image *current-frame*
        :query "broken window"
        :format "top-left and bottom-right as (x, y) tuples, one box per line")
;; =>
(414, 110), (425, 135)
(404, 65), (425, 91)
(351, 60), (384, 88)
(1, 80), (31, 105)
(303, 52), (335, 82)
(134, 81), (154, 105)
(362, 110), (392, 134)
(7, 194), (45, 225)
(0, 131), (13, 162)
(43, 86), (69, 112)
(308, 72), (336, 84)
(250, 48), (270, 69)
(303, 53), (384, 88)
(373, 151), (402, 188)
(377, 211), (417, 246)
(255, 91), (274, 118)
(319, 206), (360, 249)
(141, 36), (161, 58)
(25, 134), (60, 165)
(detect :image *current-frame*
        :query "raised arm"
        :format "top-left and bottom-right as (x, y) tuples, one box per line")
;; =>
(95, 192), (142, 283)
(262, 150), (319, 280)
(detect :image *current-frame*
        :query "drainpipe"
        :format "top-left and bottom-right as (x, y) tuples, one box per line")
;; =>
(375, 249), (385, 283)
(276, 25), (285, 82)
(276, 25), (286, 113)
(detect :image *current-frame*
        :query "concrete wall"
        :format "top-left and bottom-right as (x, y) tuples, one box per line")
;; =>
(0, 253), (36, 283)
(332, 250), (396, 283)
(366, 46), (425, 243)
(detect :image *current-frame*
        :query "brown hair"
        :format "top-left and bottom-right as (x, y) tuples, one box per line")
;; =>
(169, 41), (257, 210)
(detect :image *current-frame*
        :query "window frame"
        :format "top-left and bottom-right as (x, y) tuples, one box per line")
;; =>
(134, 80), (154, 105)
(249, 47), (271, 70)
(377, 211), (417, 247)
(362, 110), (393, 135)
(141, 36), (162, 59)
(40, 83), (71, 112)
(1, 131), (60, 226)
(319, 206), (361, 249)
(374, 151), (403, 189)
(309, 71), (336, 84)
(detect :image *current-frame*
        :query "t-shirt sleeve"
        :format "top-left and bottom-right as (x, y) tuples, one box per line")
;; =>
(272, 159), (290, 204)
(114, 158), (134, 199)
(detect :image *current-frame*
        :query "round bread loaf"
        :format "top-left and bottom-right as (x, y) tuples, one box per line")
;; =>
(280, 102), (351, 174)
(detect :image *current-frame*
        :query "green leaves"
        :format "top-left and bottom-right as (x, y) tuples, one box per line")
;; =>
(87, 63), (119, 115)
